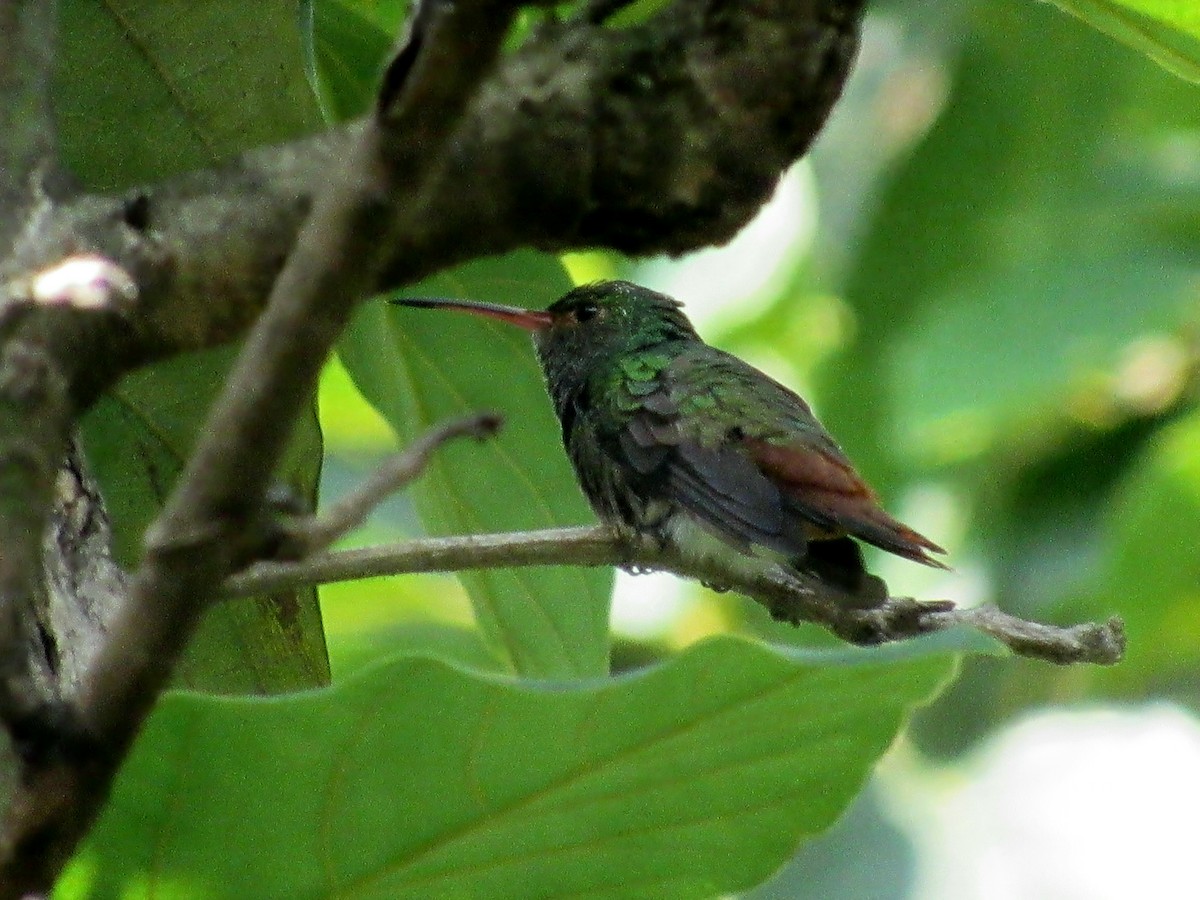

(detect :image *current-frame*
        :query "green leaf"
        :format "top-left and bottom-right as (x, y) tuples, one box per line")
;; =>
(80, 347), (330, 694)
(56, 4), (332, 694)
(311, 0), (395, 121)
(1045, 0), (1200, 83)
(57, 0), (322, 188)
(321, 0), (409, 32)
(339, 253), (613, 679)
(607, 0), (675, 28)
(1092, 410), (1200, 685)
(64, 635), (962, 899)
(330, 621), (504, 679)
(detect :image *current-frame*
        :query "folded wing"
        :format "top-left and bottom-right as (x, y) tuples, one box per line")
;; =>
(606, 347), (946, 570)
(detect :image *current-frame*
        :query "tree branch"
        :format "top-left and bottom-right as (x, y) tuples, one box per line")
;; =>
(0, 0), (61, 251)
(225, 527), (1126, 667)
(0, 258), (144, 894)
(41, 438), (129, 702)
(81, 0), (523, 737)
(0, 0), (531, 891)
(2, 0), (866, 412)
(0, 0), (66, 739)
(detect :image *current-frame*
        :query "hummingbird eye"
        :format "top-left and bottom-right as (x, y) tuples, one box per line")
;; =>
(574, 303), (601, 323)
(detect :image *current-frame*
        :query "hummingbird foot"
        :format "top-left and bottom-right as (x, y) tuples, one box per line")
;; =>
(763, 564), (958, 643)
(607, 523), (660, 575)
(622, 564), (660, 576)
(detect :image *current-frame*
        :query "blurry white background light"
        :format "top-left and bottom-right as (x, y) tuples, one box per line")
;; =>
(895, 706), (1200, 900)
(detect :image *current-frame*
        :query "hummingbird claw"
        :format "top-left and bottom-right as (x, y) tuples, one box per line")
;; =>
(621, 563), (658, 576)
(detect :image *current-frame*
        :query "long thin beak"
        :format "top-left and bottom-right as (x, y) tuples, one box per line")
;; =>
(390, 296), (554, 332)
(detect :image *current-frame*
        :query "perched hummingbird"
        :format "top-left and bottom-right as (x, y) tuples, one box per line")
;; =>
(392, 280), (946, 604)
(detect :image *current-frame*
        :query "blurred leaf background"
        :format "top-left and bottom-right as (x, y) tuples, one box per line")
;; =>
(47, 0), (1200, 896)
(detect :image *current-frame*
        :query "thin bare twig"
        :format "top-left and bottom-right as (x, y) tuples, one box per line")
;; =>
(923, 605), (1125, 666)
(224, 526), (1126, 667)
(279, 412), (502, 557)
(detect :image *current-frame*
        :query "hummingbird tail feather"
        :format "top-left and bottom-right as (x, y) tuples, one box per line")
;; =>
(745, 438), (949, 570)
(835, 510), (949, 570)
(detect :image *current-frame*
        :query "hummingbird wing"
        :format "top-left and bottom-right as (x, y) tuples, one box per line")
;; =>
(598, 351), (802, 555)
(609, 346), (946, 569)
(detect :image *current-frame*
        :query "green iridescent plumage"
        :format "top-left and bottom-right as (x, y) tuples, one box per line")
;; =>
(395, 280), (947, 603)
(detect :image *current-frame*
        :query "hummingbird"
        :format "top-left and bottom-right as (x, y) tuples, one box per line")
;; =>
(392, 280), (946, 605)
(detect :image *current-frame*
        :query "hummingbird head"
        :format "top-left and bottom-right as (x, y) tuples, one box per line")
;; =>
(391, 280), (700, 381)
(536, 280), (699, 366)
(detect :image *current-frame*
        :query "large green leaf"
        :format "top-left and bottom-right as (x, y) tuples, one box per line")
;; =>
(62, 634), (965, 899)
(339, 253), (613, 679)
(57, 0), (330, 691)
(1045, 0), (1200, 83)
(81, 348), (330, 693)
(57, 0), (322, 188)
